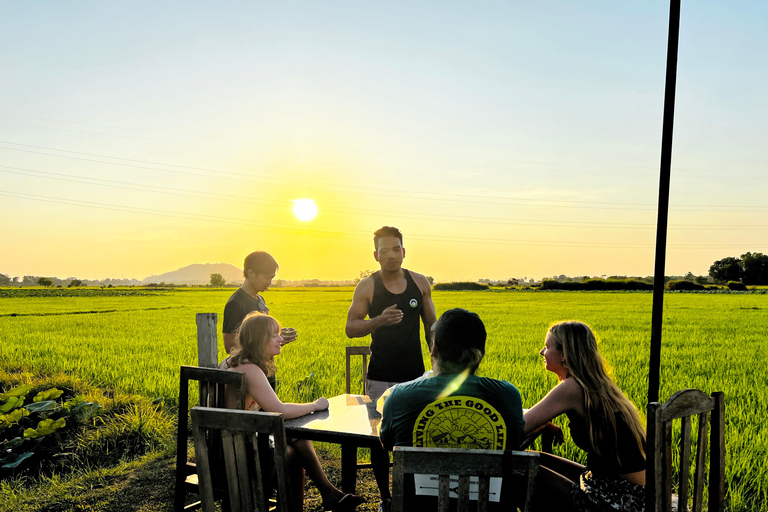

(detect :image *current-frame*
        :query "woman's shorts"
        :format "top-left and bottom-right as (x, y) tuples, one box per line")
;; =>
(571, 470), (645, 512)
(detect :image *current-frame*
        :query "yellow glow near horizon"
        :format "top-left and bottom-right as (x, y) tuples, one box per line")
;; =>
(292, 199), (318, 221)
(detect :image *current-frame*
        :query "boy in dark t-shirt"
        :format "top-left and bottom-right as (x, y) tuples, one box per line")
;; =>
(222, 251), (298, 388)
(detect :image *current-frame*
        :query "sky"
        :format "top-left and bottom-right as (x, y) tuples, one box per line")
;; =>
(1, 1), (766, 282)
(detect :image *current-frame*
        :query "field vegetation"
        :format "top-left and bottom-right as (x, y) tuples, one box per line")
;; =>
(0, 287), (765, 511)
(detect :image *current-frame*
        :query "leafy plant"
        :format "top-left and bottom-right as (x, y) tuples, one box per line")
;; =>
(0, 385), (101, 478)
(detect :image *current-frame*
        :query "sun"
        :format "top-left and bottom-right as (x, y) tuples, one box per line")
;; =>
(292, 199), (318, 221)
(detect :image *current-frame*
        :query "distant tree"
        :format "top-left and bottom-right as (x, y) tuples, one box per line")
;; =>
(210, 273), (226, 287)
(694, 275), (710, 285)
(0, 273), (11, 286)
(740, 252), (768, 285)
(426, 275), (435, 286)
(68, 279), (83, 288)
(37, 277), (53, 287)
(709, 257), (742, 284)
(684, 272), (695, 282)
(354, 270), (375, 284)
(507, 278), (520, 287)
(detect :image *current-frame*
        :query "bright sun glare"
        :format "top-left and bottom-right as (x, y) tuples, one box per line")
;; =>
(292, 199), (318, 221)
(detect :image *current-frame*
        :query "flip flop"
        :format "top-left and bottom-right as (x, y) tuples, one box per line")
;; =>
(329, 493), (365, 511)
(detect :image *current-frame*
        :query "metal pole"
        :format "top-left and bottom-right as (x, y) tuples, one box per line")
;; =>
(648, 0), (682, 404)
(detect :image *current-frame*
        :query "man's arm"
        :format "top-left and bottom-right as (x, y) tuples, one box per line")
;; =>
(345, 277), (403, 338)
(413, 273), (437, 347)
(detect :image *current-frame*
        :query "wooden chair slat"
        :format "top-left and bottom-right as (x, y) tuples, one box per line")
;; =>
(457, 475), (470, 511)
(709, 392), (726, 512)
(477, 476), (490, 512)
(692, 411), (709, 512)
(249, 433), (266, 509)
(220, 431), (241, 512)
(663, 421), (673, 512)
(438, 474), (451, 512)
(678, 415), (692, 512)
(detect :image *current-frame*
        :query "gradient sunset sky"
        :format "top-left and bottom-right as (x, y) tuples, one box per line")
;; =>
(1, 2), (766, 282)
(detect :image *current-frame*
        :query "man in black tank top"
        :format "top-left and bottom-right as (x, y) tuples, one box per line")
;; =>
(346, 226), (437, 511)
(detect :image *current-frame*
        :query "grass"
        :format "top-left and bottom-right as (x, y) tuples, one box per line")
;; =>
(1, 287), (766, 511)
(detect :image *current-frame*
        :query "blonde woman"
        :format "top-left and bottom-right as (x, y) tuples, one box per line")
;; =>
(223, 312), (364, 512)
(523, 321), (646, 512)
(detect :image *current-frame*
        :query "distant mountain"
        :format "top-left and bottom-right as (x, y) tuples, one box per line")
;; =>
(142, 263), (243, 285)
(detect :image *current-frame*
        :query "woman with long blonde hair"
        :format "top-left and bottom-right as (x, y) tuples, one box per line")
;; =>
(524, 321), (646, 512)
(223, 312), (364, 511)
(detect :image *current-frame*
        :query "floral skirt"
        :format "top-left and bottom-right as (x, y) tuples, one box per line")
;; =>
(571, 470), (646, 512)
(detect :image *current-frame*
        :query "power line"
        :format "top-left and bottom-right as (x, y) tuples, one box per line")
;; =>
(0, 190), (760, 249)
(1, 113), (765, 180)
(3, 165), (767, 230)
(2, 141), (767, 211)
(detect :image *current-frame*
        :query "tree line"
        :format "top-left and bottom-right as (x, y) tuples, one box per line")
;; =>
(708, 252), (768, 285)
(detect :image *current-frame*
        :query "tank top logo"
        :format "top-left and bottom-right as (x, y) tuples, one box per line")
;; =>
(412, 396), (507, 450)
(409, 298), (418, 308)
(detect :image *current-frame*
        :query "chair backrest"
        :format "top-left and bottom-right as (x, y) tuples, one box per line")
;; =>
(345, 346), (371, 395)
(392, 446), (538, 512)
(175, 365), (247, 512)
(191, 406), (294, 512)
(646, 389), (725, 512)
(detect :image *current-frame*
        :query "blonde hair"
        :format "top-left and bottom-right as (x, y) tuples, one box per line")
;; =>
(229, 312), (279, 378)
(549, 320), (646, 469)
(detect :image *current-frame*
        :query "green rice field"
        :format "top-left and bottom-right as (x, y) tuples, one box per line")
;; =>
(0, 287), (765, 511)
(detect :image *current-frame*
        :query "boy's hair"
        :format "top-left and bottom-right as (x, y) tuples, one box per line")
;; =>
(243, 251), (279, 278)
(373, 226), (403, 250)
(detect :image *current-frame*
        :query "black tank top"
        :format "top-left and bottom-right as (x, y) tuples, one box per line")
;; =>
(368, 269), (425, 382)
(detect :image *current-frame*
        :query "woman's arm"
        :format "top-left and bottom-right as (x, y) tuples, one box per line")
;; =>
(523, 378), (582, 435)
(243, 365), (328, 419)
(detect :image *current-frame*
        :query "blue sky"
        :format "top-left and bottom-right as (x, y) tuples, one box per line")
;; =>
(1, 1), (766, 281)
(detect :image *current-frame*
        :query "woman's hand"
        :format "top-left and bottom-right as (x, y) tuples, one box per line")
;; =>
(542, 421), (565, 447)
(314, 397), (329, 411)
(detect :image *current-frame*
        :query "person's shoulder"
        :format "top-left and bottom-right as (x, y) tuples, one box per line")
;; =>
(226, 287), (246, 303)
(405, 270), (431, 289)
(478, 376), (522, 397)
(554, 377), (583, 401)
(354, 274), (376, 293)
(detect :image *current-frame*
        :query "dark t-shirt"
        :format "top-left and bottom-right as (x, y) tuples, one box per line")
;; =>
(222, 287), (274, 389)
(368, 269), (425, 382)
(569, 412), (646, 476)
(223, 288), (269, 334)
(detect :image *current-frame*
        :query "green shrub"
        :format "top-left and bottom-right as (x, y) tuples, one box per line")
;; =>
(433, 282), (490, 291)
(667, 280), (706, 291)
(727, 281), (748, 291)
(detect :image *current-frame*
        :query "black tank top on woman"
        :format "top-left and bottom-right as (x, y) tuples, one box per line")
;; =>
(367, 269), (425, 382)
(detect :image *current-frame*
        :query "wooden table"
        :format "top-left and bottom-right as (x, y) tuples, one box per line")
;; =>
(284, 394), (383, 494)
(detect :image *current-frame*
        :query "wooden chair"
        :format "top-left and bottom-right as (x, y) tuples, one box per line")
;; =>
(191, 406), (295, 512)
(345, 346), (371, 395)
(647, 389), (725, 512)
(392, 446), (539, 512)
(174, 365), (247, 512)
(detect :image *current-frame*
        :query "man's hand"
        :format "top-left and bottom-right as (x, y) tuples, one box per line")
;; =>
(376, 304), (403, 328)
(280, 327), (297, 345)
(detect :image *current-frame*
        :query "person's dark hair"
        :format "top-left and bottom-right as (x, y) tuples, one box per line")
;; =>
(432, 308), (486, 375)
(243, 251), (279, 278)
(229, 312), (279, 377)
(373, 226), (403, 250)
